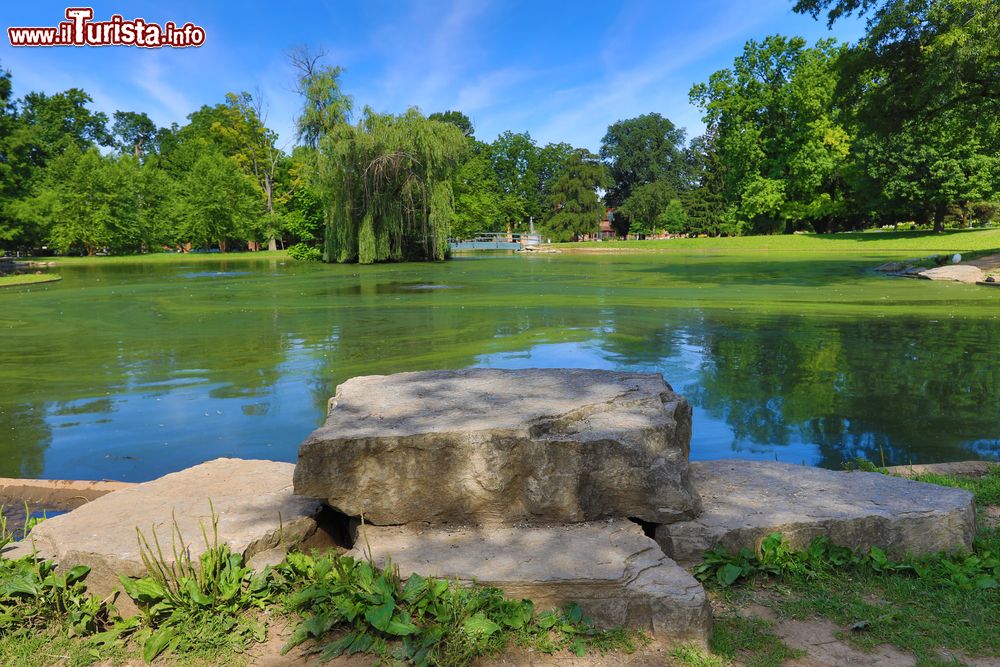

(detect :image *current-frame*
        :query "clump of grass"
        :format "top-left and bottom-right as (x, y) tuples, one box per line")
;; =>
(708, 616), (804, 667)
(120, 506), (272, 662)
(271, 549), (647, 666)
(0, 506), (121, 666)
(909, 467), (1000, 506)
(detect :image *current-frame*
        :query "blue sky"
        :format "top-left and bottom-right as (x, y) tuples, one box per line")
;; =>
(1, 1), (865, 151)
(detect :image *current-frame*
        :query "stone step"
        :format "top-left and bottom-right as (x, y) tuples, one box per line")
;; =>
(348, 519), (711, 644)
(3, 458), (322, 602)
(294, 369), (700, 526)
(655, 460), (976, 563)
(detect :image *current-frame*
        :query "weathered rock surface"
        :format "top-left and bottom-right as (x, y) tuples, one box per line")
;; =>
(886, 460), (998, 479)
(0, 477), (131, 509)
(348, 519), (711, 643)
(918, 264), (985, 283)
(4, 458), (321, 598)
(656, 460), (975, 563)
(294, 369), (699, 525)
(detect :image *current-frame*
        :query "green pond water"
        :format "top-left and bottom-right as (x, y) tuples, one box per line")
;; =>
(1, 252), (998, 482)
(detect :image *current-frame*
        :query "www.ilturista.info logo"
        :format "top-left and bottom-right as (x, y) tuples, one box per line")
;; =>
(7, 8), (205, 48)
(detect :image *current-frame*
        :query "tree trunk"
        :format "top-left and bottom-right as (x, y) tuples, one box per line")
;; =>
(265, 174), (277, 251)
(933, 203), (946, 233)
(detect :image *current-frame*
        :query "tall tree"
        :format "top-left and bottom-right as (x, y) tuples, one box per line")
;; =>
(543, 149), (610, 242)
(600, 113), (688, 236)
(111, 110), (158, 159)
(795, 0), (1000, 230)
(177, 151), (260, 252)
(216, 91), (287, 250)
(691, 36), (853, 233)
(319, 108), (468, 263)
(429, 110), (474, 138)
(289, 47), (353, 150)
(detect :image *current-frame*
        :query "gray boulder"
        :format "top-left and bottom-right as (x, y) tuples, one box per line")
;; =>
(294, 369), (700, 525)
(5, 458), (321, 600)
(349, 519), (711, 643)
(656, 460), (975, 563)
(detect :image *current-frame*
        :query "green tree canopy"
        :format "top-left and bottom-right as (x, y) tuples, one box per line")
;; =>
(543, 149), (610, 242)
(599, 113), (688, 235)
(319, 108), (468, 263)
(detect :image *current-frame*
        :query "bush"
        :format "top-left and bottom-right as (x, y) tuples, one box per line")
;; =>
(287, 243), (323, 261)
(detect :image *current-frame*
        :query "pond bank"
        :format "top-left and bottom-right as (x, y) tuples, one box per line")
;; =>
(875, 251), (1000, 286)
(0, 273), (62, 287)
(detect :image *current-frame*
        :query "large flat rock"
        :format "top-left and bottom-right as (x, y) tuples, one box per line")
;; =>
(918, 265), (985, 283)
(4, 458), (321, 599)
(348, 519), (711, 643)
(294, 369), (700, 525)
(656, 460), (975, 563)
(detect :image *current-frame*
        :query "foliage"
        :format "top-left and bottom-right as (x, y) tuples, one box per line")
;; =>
(177, 151), (261, 252)
(600, 113), (688, 212)
(318, 108), (468, 263)
(119, 512), (271, 662)
(542, 149), (610, 242)
(691, 36), (853, 234)
(695, 531), (1000, 592)
(272, 550), (645, 666)
(429, 111), (474, 138)
(451, 152), (507, 238)
(287, 243), (323, 261)
(0, 507), (117, 643)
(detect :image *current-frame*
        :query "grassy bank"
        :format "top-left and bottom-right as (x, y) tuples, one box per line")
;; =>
(557, 228), (1000, 256)
(0, 273), (62, 288)
(673, 464), (1000, 667)
(29, 250), (292, 266)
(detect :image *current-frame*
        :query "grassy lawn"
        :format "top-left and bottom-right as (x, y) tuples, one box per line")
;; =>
(0, 273), (62, 287)
(557, 227), (1000, 256)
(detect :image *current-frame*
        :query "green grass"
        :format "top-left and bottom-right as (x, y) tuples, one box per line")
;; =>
(695, 468), (1000, 667)
(29, 250), (292, 266)
(909, 467), (1000, 506)
(708, 616), (804, 667)
(557, 227), (1000, 256)
(0, 273), (62, 287)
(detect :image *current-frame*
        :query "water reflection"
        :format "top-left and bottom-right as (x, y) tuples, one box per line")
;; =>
(0, 256), (997, 481)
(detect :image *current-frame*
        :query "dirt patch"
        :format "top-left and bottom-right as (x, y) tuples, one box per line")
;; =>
(967, 252), (1000, 273)
(773, 617), (915, 667)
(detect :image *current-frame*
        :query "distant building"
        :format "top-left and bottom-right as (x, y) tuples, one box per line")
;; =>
(581, 208), (617, 241)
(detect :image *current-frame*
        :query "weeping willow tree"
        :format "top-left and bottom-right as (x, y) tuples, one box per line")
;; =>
(317, 108), (468, 263)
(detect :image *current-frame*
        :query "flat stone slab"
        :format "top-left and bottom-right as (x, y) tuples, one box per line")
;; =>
(918, 265), (985, 283)
(295, 369), (700, 525)
(0, 477), (132, 509)
(348, 519), (711, 643)
(656, 460), (975, 563)
(4, 458), (321, 599)
(886, 460), (998, 479)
